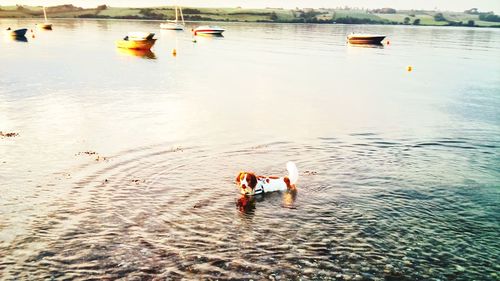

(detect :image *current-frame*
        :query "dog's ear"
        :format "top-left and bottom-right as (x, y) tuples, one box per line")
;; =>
(236, 172), (243, 183)
(247, 173), (258, 189)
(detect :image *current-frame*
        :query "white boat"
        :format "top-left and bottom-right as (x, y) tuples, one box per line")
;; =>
(126, 32), (156, 41)
(347, 33), (386, 44)
(193, 25), (225, 35)
(4, 28), (28, 37)
(160, 6), (185, 30)
(37, 7), (53, 30)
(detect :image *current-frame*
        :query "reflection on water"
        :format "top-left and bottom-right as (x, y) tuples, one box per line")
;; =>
(237, 195), (256, 213)
(236, 189), (297, 214)
(36, 24), (53, 31)
(6, 35), (28, 42)
(281, 189), (297, 209)
(195, 33), (224, 38)
(348, 42), (384, 48)
(117, 48), (157, 59)
(0, 19), (499, 280)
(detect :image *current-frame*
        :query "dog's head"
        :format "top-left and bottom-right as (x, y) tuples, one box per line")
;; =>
(236, 172), (258, 196)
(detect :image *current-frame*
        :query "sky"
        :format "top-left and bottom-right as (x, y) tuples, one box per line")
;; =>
(2, 1), (499, 13)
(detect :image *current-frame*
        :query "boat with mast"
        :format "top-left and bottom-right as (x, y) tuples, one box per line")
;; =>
(37, 7), (53, 30)
(160, 6), (185, 30)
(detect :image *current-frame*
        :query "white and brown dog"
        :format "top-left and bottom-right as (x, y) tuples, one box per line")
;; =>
(236, 162), (298, 196)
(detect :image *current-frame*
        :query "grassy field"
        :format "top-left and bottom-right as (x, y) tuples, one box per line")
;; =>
(1, 5), (499, 27)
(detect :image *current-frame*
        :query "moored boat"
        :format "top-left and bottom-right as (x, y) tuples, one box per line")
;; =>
(37, 7), (53, 30)
(193, 26), (225, 35)
(347, 34), (386, 44)
(4, 28), (28, 37)
(116, 32), (157, 50)
(161, 22), (185, 30)
(160, 6), (185, 30)
(37, 23), (53, 30)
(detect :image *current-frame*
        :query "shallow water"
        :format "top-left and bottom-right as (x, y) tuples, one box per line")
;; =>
(1, 19), (499, 280)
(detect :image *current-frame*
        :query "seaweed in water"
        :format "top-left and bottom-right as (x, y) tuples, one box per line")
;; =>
(0, 131), (19, 137)
(76, 151), (108, 161)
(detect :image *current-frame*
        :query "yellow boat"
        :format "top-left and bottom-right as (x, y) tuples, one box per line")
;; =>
(116, 39), (157, 50)
(116, 32), (157, 50)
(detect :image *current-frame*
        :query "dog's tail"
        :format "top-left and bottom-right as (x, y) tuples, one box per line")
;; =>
(286, 161), (299, 185)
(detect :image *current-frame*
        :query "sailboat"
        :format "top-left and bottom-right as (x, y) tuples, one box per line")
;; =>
(160, 6), (185, 30)
(37, 7), (53, 30)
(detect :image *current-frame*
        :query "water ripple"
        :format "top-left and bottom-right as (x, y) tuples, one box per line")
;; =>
(1, 136), (498, 280)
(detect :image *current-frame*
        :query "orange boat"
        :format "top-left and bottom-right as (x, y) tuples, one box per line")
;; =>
(116, 32), (157, 50)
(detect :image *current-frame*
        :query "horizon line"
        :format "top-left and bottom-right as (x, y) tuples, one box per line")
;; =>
(3, 3), (499, 14)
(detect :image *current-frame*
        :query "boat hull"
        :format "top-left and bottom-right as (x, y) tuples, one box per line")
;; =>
(160, 23), (184, 30)
(195, 31), (224, 34)
(194, 30), (225, 35)
(37, 23), (53, 30)
(347, 35), (386, 45)
(193, 26), (225, 36)
(116, 39), (157, 50)
(4, 28), (28, 37)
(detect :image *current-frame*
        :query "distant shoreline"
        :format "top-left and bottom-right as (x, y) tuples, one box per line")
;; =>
(4, 17), (500, 30)
(1, 5), (499, 28)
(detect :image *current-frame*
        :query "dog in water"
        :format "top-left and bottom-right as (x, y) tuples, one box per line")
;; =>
(235, 162), (298, 196)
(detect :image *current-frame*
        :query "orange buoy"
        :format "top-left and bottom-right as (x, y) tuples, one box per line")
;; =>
(172, 48), (177, 56)
(387, 40), (390, 45)
(407, 66), (413, 72)
(32, 34), (35, 38)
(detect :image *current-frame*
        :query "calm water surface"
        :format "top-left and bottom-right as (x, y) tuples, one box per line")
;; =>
(1, 19), (499, 280)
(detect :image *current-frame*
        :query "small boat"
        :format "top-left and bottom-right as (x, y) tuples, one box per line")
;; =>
(37, 7), (53, 30)
(160, 6), (185, 30)
(347, 34), (386, 44)
(193, 26), (225, 36)
(4, 28), (28, 37)
(116, 32), (157, 50)
(37, 23), (52, 30)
